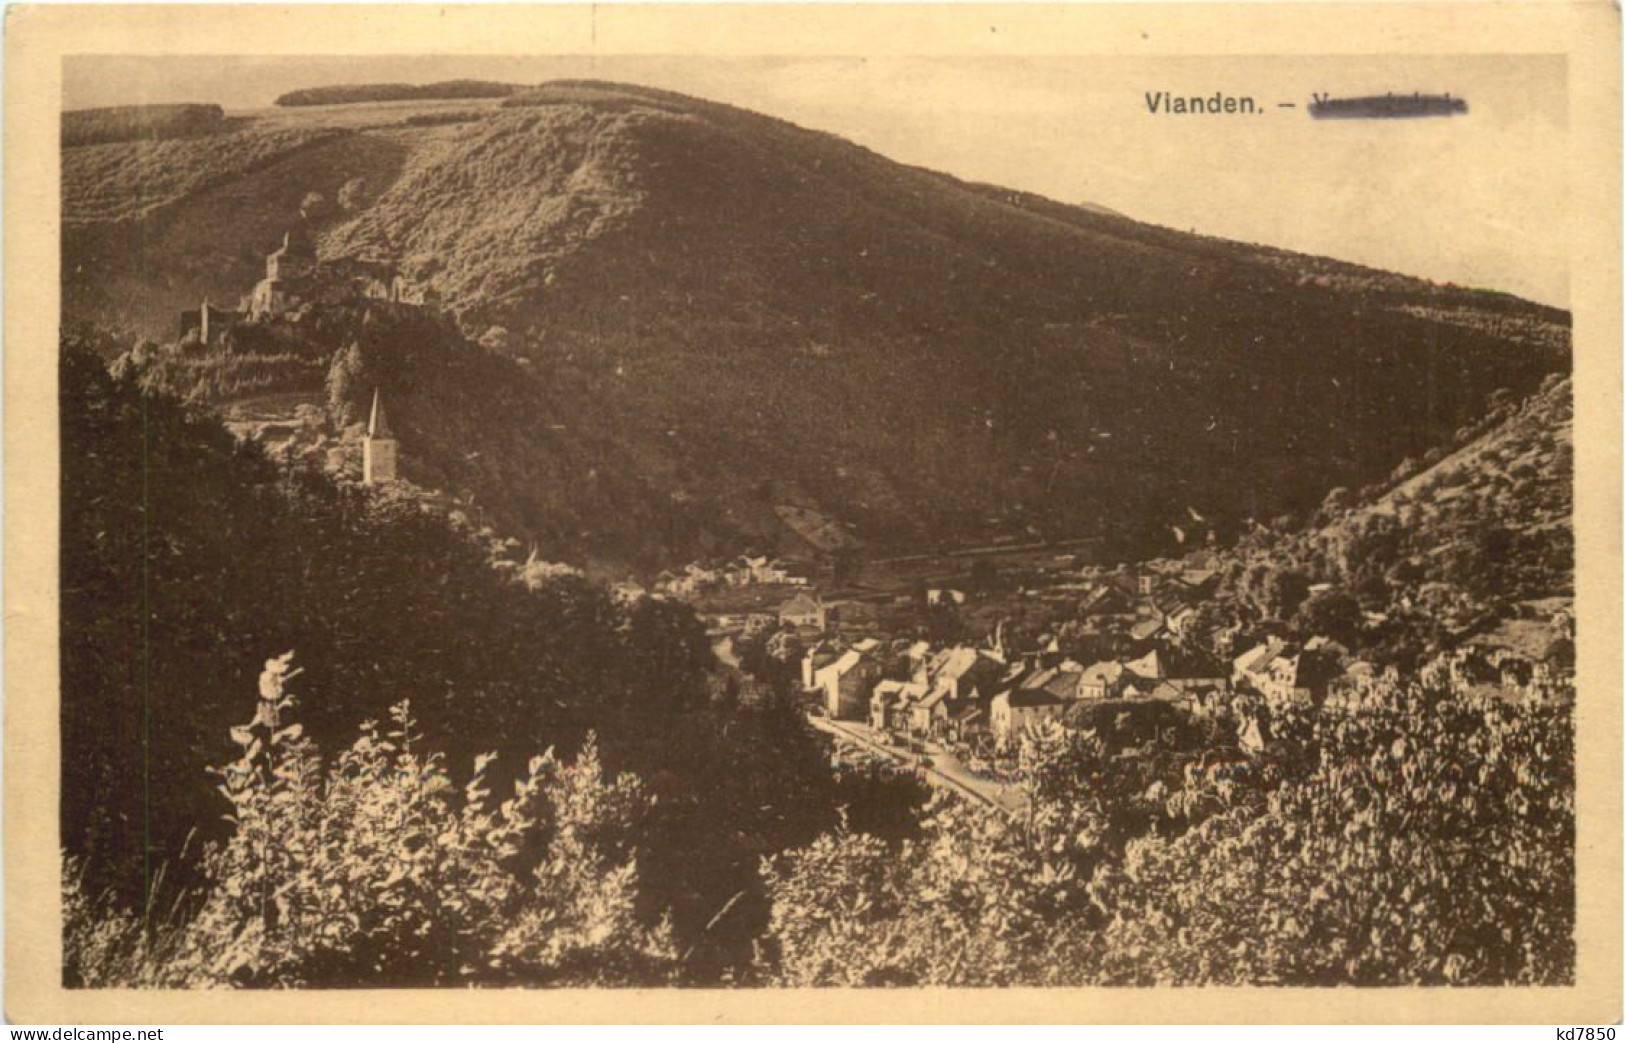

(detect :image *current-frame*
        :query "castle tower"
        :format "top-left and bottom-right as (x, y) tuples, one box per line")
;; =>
(268, 227), (316, 282)
(362, 389), (398, 485)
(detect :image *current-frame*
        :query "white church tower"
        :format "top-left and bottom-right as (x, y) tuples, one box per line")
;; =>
(362, 389), (398, 485)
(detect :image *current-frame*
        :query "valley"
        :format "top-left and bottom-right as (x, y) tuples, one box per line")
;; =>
(56, 77), (1579, 991)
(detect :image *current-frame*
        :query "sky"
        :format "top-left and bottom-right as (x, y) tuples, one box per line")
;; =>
(65, 54), (1568, 307)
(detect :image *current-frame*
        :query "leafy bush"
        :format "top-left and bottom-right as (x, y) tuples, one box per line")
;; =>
(763, 794), (1094, 986)
(1091, 660), (1573, 985)
(762, 659), (1573, 986)
(66, 655), (678, 988)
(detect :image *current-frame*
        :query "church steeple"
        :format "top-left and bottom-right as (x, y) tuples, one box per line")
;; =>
(363, 388), (398, 485)
(368, 388), (393, 439)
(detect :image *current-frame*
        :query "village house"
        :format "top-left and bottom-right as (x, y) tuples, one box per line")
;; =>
(1181, 549), (1219, 571)
(709, 636), (772, 706)
(908, 686), (954, 736)
(1177, 680), (1231, 717)
(778, 592), (826, 630)
(1079, 582), (1137, 631)
(923, 646), (1006, 703)
(724, 555), (780, 586)
(927, 587), (967, 606)
(1020, 663), (1084, 702)
(990, 685), (1072, 748)
(815, 647), (884, 720)
(871, 678), (928, 733)
(1078, 660), (1126, 700)
(707, 612), (747, 633)
(183, 226), (436, 351)
(1255, 647), (1338, 706)
(1165, 604), (1200, 638)
(1178, 567), (1219, 596)
(779, 559), (815, 586)
(686, 563), (721, 587)
(610, 580), (648, 603)
(324, 256), (407, 304)
(901, 646), (1006, 741)
(1119, 674), (1158, 699)
(1232, 637), (1288, 690)
(1233, 639), (1336, 706)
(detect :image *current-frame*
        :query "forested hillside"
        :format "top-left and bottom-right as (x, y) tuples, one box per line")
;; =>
(1199, 373), (1574, 667)
(63, 81), (1570, 565)
(62, 341), (884, 978)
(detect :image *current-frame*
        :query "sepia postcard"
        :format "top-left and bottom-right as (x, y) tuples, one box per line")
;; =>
(4, 1), (1621, 1025)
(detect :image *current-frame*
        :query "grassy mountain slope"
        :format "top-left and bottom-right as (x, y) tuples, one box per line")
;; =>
(63, 81), (1570, 565)
(62, 103), (229, 147)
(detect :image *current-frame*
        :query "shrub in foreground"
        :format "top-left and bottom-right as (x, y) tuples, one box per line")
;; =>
(65, 654), (677, 988)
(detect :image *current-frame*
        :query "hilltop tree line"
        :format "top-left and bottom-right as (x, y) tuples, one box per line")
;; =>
(274, 81), (522, 108)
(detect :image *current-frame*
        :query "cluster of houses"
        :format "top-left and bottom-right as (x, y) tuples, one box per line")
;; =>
(1072, 558), (1219, 643)
(801, 630), (1259, 750)
(613, 555), (818, 602)
(785, 550), (1355, 754)
(799, 628), (1351, 755)
(666, 541), (1373, 756)
(691, 591), (830, 638)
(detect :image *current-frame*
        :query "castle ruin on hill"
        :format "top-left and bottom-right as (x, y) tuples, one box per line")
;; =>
(177, 221), (440, 345)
